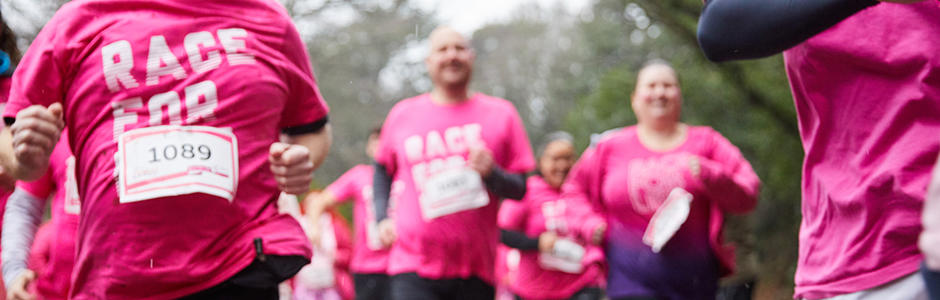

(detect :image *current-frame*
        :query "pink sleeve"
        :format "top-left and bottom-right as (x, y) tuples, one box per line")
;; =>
(558, 187), (606, 243)
(28, 222), (55, 275)
(696, 129), (760, 214)
(562, 146), (606, 214)
(276, 19), (329, 129)
(4, 14), (68, 118)
(499, 106), (535, 173)
(16, 163), (55, 200)
(324, 168), (359, 204)
(498, 197), (528, 231)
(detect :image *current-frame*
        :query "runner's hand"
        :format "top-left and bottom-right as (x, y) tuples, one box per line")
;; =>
(538, 231), (558, 253)
(591, 223), (606, 245)
(10, 103), (63, 180)
(7, 269), (37, 300)
(468, 147), (494, 178)
(269, 142), (314, 195)
(305, 215), (322, 246)
(378, 218), (396, 247)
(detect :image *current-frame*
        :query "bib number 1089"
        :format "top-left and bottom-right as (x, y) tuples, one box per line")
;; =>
(117, 125), (238, 203)
(148, 143), (212, 162)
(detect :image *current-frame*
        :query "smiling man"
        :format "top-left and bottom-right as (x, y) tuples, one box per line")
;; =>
(371, 26), (535, 300)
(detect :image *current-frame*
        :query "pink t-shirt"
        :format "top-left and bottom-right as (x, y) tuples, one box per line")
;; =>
(0, 76), (12, 263)
(498, 176), (606, 300)
(16, 137), (80, 300)
(564, 126), (759, 299)
(783, 3), (940, 299)
(375, 93), (535, 283)
(4, 1), (328, 298)
(324, 164), (389, 274)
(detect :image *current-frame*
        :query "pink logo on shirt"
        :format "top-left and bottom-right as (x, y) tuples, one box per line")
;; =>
(627, 155), (688, 216)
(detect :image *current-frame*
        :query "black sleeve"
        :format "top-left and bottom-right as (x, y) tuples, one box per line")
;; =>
(925, 263), (940, 300)
(281, 116), (329, 136)
(373, 161), (392, 221)
(484, 165), (527, 200)
(697, 0), (878, 62)
(500, 229), (539, 251)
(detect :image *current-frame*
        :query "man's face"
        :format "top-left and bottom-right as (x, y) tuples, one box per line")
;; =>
(426, 28), (474, 89)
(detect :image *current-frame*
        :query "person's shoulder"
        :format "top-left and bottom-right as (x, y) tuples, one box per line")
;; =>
(526, 175), (545, 187)
(598, 126), (635, 146)
(386, 93), (429, 119)
(352, 164), (373, 175)
(250, 0), (295, 22)
(44, 0), (99, 25)
(687, 125), (730, 142)
(474, 93), (518, 111)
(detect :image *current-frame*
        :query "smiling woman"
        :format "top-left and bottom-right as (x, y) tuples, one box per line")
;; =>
(561, 59), (761, 300)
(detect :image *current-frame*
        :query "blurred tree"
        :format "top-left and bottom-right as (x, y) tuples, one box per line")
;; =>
(285, 0), (438, 187)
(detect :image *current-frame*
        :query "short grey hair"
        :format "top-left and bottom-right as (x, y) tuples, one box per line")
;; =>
(537, 131), (574, 158)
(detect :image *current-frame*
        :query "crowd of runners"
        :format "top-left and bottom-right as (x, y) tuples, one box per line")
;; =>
(0, 0), (933, 300)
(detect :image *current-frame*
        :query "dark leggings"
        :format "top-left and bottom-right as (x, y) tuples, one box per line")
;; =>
(514, 286), (605, 300)
(354, 273), (391, 300)
(389, 272), (494, 300)
(924, 263), (940, 300)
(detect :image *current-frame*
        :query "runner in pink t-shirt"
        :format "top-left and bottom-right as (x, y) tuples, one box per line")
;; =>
(498, 132), (607, 300)
(1, 135), (78, 300)
(699, 1), (939, 298)
(0, 15), (23, 298)
(0, 1), (332, 299)
(563, 62), (759, 300)
(304, 128), (394, 300)
(372, 26), (535, 300)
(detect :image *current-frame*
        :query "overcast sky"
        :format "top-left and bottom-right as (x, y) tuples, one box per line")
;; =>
(414, 0), (590, 33)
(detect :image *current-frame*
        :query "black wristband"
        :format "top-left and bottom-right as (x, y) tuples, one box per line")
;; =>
(281, 116), (328, 136)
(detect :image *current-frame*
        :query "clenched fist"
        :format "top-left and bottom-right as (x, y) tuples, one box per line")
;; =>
(269, 142), (314, 195)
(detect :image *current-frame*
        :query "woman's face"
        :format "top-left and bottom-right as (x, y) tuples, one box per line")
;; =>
(539, 140), (575, 189)
(632, 64), (681, 125)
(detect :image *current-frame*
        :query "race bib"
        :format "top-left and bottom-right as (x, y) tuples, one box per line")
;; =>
(419, 167), (489, 220)
(642, 187), (693, 253)
(538, 238), (585, 274)
(64, 156), (81, 214)
(117, 126), (238, 203)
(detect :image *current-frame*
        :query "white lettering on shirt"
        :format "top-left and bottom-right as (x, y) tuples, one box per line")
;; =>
(101, 28), (254, 93)
(101, 40), (140, 92)
(147, 91), (183, 126)
(145, 35), (188, 86)
(217, 28), (255, 65)
(183, 31), (222, 74)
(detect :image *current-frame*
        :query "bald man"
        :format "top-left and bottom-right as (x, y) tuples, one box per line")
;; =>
(371, 26), (535, 300)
